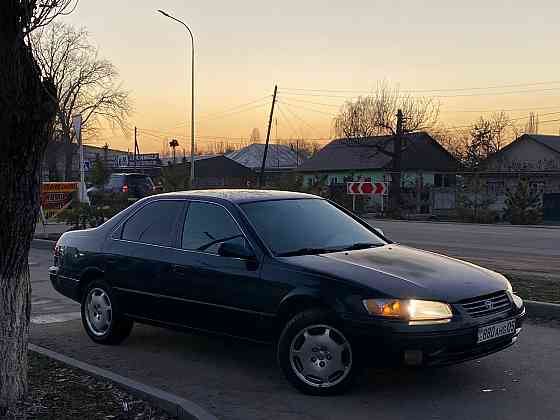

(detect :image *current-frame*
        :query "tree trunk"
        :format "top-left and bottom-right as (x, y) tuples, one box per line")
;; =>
(0, 11), (56, 412)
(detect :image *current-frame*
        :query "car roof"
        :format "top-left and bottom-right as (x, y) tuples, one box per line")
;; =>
(110, 173), (151, 177)
(155, 189), (320, 204)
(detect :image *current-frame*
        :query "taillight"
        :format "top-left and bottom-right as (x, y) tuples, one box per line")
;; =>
(53, 244), (64, 266)
(122, 184), (129, 193)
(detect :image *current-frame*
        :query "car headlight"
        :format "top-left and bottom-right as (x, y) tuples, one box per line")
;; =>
(505, 279), (513, 294)
(362, 299), (453, 325)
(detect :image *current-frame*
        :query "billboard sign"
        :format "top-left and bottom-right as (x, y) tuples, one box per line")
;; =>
(40, 182), (79, 219)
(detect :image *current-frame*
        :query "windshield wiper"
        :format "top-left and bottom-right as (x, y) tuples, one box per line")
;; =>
(277, 247), (338, 257)
(339, 242), (382, 251)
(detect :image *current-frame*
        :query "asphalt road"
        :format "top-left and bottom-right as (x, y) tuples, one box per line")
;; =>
(29, 247), (560, 420)
(365, 219), (560, 278)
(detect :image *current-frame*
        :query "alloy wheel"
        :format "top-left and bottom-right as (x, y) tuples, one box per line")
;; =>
(289, 324), (353, 388)
(85, 287), (113, 336)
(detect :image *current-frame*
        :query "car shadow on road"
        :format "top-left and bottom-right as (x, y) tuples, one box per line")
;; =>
(122, 323), (485, 397)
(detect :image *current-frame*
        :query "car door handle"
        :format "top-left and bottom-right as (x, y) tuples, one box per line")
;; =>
(106, 257), (118, 265)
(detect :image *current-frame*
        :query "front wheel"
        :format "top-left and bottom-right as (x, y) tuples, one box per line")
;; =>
(277, 309), (356, 395)
(81, 280), (133, 345)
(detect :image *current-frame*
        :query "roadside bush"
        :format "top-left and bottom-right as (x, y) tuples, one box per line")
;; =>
(57, 192), (131, 229)
(160, 165), (188, 192)
(504, 179), (542, 225)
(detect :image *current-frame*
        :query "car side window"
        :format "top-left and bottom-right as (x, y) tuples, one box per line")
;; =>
(182, 202), (244, 254)
(122, 201), (184, 246)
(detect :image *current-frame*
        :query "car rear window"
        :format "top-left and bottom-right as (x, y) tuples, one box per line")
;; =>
(122, 200), (184, 246)
(107, 174), (124, 189)
(126, 175), (155, 195)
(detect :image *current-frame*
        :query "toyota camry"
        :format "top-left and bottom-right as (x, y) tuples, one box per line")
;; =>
(49, 190), (525, 395)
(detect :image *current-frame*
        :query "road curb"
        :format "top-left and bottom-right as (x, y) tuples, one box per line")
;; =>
(28, 344), (219, 420)
(32, 238), (56, 250)
(364, 217), (560, 230)
(525, 300), (560, 320)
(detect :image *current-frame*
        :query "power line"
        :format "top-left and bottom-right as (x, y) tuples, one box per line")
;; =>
(281, 80), (560, 94)
(279, 94), (560, 116)
(197, 95), (271, 120)
(276, 103), (303, 139)
(278, 86), (560, 99)
(277, 97), (342, 108)
(278, 101), (330, 138)
(538, 118), (560, 125)
(443, 105), (560, 113)
(277, 99), (336, 117)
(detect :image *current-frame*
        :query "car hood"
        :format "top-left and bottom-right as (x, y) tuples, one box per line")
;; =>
(285, 244), (509, 302)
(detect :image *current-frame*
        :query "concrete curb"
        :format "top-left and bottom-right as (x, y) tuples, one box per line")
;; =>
(524, 300), (560, 320)
(364, 217), (560, 230)
(32, 238), (56, 250)
(28, 344), (218, 420)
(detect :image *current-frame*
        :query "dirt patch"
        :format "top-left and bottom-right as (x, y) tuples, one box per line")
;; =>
(4, 351), (176, 420)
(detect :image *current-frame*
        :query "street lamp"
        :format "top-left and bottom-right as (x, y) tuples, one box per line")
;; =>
(158, 9), (195, 188)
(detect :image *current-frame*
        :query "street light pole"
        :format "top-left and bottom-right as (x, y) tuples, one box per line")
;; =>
(158, 9), (195, 189)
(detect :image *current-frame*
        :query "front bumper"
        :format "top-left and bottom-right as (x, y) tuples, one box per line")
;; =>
(343, 306), (525, 367)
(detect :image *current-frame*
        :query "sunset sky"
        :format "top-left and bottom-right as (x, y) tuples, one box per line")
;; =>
(63, 0), (560, 153)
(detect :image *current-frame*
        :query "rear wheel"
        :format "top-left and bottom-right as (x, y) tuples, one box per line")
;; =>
(81, 280), (133, 345)
(277, 308), (356, 395)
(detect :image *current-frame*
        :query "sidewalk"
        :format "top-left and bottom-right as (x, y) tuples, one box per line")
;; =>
(34, 222), (70, 241)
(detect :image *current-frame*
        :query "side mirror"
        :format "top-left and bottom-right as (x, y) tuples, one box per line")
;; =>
(218, 240), (255, 260)
(374, 227), (385, 237)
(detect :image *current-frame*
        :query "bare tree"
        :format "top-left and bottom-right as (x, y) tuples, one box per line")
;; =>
(333, 96), (379, 139)
(333, 82), (440, 139)
(1, 1), (78, 412)
(464, 113), (517, 170)
(429, 125), (469, 161)
(31, 22), (131, 180)
(333, 82), (440, 215)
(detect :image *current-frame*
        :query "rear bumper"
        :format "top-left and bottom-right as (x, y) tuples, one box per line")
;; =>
(344, 307), (525, 367)
(49, 266), (81, 302)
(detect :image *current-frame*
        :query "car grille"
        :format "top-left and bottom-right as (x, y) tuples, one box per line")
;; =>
(460, 291), (512, 318)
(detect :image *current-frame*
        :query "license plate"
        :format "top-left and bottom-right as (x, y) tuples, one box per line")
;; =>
(477, 318), (516, 343)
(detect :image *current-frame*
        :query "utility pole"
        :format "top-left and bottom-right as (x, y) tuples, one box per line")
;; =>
(133, 126), (138, 169)
(390, 109), (404, 216)
(259, 85), (278, 188)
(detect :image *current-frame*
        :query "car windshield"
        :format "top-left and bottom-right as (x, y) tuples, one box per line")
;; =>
(240, 199), (386, 256)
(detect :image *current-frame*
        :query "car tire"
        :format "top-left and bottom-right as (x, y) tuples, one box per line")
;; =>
(81, 279), (133, 345)
(277, 308), (356, 395)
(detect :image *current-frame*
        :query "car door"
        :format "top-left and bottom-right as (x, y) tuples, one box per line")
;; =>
(106, 199), (185, 322)
(162, 200), (275, 339)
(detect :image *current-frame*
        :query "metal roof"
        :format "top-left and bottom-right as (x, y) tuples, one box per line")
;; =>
(226, 143), (301, 170)
(160, 154), (221, 166)
(525, 134), (560, 154)
(297, 132), (459, 172)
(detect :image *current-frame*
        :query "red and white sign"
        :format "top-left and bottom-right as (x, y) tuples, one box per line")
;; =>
(347, 181), (387, 195)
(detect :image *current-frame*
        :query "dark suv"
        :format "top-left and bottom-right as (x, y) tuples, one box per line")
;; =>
(88, 173), (158, 203)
